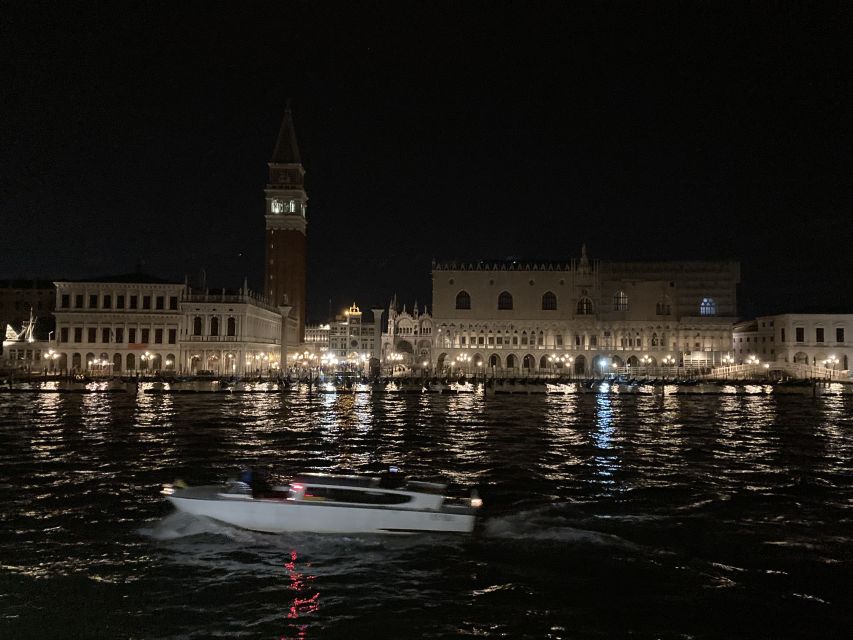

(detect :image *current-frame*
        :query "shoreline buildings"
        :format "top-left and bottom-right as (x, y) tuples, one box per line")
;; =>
(2, 107), (851, 380)
(3, 275), (284, 376)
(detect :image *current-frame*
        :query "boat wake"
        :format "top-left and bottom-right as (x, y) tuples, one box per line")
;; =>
(482, 507), (637, 548)
(139, 511), (262, 543)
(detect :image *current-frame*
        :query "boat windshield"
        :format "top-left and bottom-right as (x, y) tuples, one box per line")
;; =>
(300, 486), (414, 505)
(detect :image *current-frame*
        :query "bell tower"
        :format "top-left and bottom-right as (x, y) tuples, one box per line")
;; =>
(264, 104), (307, 342)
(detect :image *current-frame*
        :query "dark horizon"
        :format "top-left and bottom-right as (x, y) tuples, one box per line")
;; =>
(2, 2), (852, 322)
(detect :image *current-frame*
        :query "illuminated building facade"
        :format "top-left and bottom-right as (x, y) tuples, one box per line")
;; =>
(733, 314), (852, 372)
(380, 300), (434, 372)
(180, 287), (282, 376)
(52, 275), (185, 374)
(36, 276), (282, 375)
(429, 247), (740, 375)
(326, 304), (383, 363)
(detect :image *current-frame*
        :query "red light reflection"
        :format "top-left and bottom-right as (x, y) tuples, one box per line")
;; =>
(279, 549), (319, 640)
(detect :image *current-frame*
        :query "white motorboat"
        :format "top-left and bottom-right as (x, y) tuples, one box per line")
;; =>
(162, 471), (482, 534)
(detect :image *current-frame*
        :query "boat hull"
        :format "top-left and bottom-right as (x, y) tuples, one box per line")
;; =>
(168, 488), (476, 534)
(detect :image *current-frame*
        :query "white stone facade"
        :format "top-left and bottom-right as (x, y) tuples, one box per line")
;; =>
(44, 278), (284, 375)
(52, 278), (185, 373)
(429, 251), (740, 375)
(326, 304), (382, 361)
(180, 291), (282, 375)
(733, 314), (852, 372)
(380, 301), (434, 372)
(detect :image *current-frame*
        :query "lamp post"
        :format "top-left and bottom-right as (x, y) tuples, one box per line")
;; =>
(548, 354), (573, 378)
(476, 360), (483, 382)
(387, 352), (403, 376)
(43, 349), (60, 375)
(141, 351), (153, 377)
(745, 354), (759, 379)
(640, 354), (652, 376)
(721, 354), (734, 380)
(823, 355), (839, 380)
(455, 353), (471, 377)
(662, 354), (675, 380)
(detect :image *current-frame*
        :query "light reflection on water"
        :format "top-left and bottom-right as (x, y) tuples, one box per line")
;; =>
(0, 389), (852, 639)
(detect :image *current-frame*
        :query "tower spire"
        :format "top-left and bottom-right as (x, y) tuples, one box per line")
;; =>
(270, 101), (301, 164)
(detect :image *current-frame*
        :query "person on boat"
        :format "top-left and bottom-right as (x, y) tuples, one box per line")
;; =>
(240, 468), (271, 498)
(378, 465), (406, 489)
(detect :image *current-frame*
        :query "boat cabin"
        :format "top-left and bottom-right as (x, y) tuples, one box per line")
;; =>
(283, 473), (446, 510)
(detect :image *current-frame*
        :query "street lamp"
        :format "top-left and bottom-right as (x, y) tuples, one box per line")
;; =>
(597, 357), (609, 378)
(662, 354), (675, 379)
(455, 353), (471, 376)
(43, 349), (60, 374)
(387, 352), (404, 375)
(548, 354), (573, 377)
(720, 354), (734, 379)
(140, 351), (153, 376)
(823, 355), (839, 379)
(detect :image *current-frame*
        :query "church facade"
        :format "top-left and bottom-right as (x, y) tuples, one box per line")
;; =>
(381, 300), (435, 374)
(428, 247), (740, 376)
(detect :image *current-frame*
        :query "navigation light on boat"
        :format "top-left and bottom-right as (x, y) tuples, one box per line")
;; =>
(161, 483), (175, 496)
(470, 490), (483, 509)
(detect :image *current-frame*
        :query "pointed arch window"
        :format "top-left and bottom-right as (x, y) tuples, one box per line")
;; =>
(577, 297), (593, 315)
(498, 291), (513, 310)
(656, 298), (671, 315)
(542, 291), (557, 310)
(700, 298), (716, 316)
(613, 290), (628, 311)
(455, 290), (471, 310)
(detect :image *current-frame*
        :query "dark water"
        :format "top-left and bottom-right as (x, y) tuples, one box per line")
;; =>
(1, 388), (852, 639)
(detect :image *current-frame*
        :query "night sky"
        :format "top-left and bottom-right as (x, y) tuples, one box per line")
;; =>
(2, 2), (852, 322)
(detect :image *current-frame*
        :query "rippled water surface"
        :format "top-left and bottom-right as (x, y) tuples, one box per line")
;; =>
(1, 388), (852, 639)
